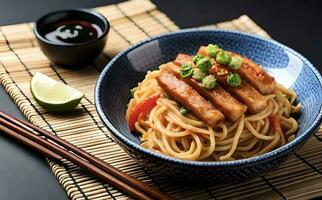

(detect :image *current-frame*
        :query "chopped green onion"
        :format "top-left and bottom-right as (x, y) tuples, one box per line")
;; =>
(228, 56), (243, 70)
(206, 44), (220, 57)
(192, 54), (204, 64)
(216, 50), (231, 65)
(130, 88), (137, 97)
(180, 63), (193, 78)
(227, 73), (241, 87)
(202, 75), (216, 89)
(192, 68), (206, 81)
(196, 57), (212, 72)
(179, 107), (189, 115)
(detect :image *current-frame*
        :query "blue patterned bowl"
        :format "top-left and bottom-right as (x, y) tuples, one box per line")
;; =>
(95, 29), (322, 183)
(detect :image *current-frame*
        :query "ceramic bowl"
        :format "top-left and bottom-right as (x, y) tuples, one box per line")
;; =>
(34, 9), (109, 67)
(95, 29), (322, 183)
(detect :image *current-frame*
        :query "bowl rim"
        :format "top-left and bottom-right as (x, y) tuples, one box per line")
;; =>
(33, 8), (110, 47)
(95, 28), (322, 167)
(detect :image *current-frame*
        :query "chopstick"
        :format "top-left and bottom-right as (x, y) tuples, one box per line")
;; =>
(0, 111), (172, 200)
(0, 124), (63, 161)
(0, 112), (168, 200)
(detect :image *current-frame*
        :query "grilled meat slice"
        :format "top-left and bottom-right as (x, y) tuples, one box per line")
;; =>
(156, 72), (225, 127)
(209, 63), (268, 113)
(171, 55), (247, 121)
(198, 46), (276, 94)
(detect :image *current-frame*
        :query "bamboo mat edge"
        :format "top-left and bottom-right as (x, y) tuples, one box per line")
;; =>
(0, 0), (322, 199)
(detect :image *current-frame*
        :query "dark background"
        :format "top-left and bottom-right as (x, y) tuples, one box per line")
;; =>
(0, 0), (321, 199)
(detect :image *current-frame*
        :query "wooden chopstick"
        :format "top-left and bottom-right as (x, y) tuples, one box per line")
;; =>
(0, 112), (172, 200)
(0, 112), (169, 200)
(0, 117), (152, 200)
(0, 124), (63, 161)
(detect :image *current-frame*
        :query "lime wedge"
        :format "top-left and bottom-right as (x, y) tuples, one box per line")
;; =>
(30, 72), (84, 112)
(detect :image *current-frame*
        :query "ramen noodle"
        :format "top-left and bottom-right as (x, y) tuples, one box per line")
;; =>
(126, 45), (300, 161)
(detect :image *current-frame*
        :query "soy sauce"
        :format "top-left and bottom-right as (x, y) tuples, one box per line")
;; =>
(44, 20), (103, 44)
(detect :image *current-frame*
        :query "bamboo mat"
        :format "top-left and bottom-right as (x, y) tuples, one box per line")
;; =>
(0, 0), (322, 199)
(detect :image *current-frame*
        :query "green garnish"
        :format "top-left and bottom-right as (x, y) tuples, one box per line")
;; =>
(180, 63), (193, 78)
(196, 57), (212, 72)
(130, 88), (137, 98)
(202, 75), (216, 89)
(192, 54), (204, 64)
(206, 44), (220, 57)
(216, 50), (231, 65)
(192, 68), (206, 81)
(227, 73), (241, 87)
(228, 56), (243, 70)
(179, 107), (189, 115)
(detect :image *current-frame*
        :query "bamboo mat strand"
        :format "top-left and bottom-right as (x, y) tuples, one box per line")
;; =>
(0, 0), (322, 199)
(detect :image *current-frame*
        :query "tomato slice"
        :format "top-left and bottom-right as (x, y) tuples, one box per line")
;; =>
(128, 94), (160, 131)
(269, 114), (282, 134)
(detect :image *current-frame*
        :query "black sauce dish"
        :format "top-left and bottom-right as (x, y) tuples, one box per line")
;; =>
(34, 9), (109, 67)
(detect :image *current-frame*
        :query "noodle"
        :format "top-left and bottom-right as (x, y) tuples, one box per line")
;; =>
(126, 69), (301, 161)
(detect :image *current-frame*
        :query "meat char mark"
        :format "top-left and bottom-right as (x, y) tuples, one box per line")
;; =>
(156, 71), (225, 127)
(198, 46), (276, 94)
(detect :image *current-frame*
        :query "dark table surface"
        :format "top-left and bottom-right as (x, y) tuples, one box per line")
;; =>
(0, 0), (321, 199)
